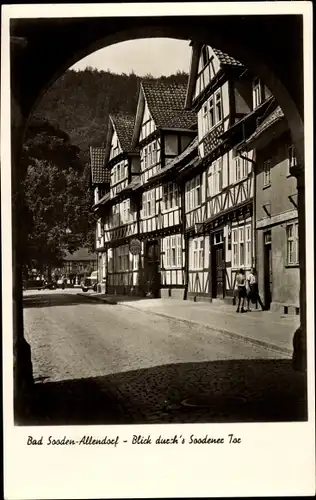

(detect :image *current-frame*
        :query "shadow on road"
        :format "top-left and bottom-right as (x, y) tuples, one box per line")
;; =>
(23, 293), (107, 309)
(16, 358), (307, 425)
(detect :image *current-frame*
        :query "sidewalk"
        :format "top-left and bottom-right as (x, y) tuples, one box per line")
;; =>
(77, 293), (299, 356)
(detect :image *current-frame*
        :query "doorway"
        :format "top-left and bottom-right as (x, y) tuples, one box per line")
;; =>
(211, 231), (225, 298)
(263, 230), (272, 309)
(145, 240), (160, 297)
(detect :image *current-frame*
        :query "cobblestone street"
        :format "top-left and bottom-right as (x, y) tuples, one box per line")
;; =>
(21, 290), (307, 425)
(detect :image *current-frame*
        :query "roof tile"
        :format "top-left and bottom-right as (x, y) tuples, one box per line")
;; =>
(246, 106), (284, 143)
(111, 114), (138, 153)
(212, 47), (244, 68)
(142, 81), (197, 130)
(90, 147), (110, 184)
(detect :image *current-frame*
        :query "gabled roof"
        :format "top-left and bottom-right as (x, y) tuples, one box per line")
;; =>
(132, 81), (197, 146)
(90, 147), (110, 184)
(142, 81), (197, 130)
(104, 113), (138, 165)
(243, 105), (285, 148)
(110, 114), (138, 153)
(185, 44), (244, 109)
(212, 48), (243, 68)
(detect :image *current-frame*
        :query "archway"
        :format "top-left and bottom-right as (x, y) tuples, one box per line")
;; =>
(8, 14), (308, 416)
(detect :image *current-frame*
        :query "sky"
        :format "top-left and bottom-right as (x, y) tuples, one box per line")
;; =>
(71, 38), (191, 76)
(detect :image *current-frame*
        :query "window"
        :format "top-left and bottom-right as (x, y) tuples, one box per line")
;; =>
(232, 224), (252, 268)
(116, 245), (129, 272)
(143, 146), (148, 170)
(148, 144), (152, 167)
(239, 228), (245, 266)
(164, 235), (182, 269)
(143, 189), (155, 217)
(202, 104), (209, 137)
(208, 158), (222, 196)
(263, 159), (271, 186)
(208, 96), (215, 129)
(113, 166), (117, 185)
(185, 176), (201, 211)
(252, 78), (263, 109)
(288, 144), (297, 175)
(191, 237), (204, 270)
(202, 45), (209, 67)
(234, 156), (247, 183)
(152, 142), (157, 165)
(246, 225), (252, 267)
(215, 91), (222, 122)
(163, 182), (179, 211)
(201, 91), (223, 138)
(121, 199), (130, 224)
(286, 221), (299, 265)
(112, 204), (121, 227)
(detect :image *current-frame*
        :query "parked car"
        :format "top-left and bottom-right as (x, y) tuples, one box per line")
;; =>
(23, 278), (45, 290)
(38, 280), (57, 290)
(81, 272), (98, 292)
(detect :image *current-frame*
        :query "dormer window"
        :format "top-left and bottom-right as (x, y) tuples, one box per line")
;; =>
(252, 77), (263, 109)
(200, 90), (222, 138)
(201, 45), (209, 67)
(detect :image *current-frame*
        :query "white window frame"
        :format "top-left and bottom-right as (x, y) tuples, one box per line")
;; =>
(163, 182), (179, 211)
(143, 146), (148, 170)
(215, 91), (222, 123)
(191, 237), (204, 271)
(116, 245), (129, 272)
(185, 176), (201, 212)
(252, 78), (262, 109)
(232, 224), (252, 269)
(152, 142), (157, 165)
(208, 158), (222, 197)
(164, 235), (182, 269)
(121, 199), (130, 224)
(286, 221), (299, 265)
(234, 156), (248, 183)
(263, 159), (271, 186)
(143, 189), (155, 218)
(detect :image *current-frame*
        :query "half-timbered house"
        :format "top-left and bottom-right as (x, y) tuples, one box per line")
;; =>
(90, 146), (110, 288)
(184, 43), (273, 301)
(92, 114), (141, 295)
(131, 81), (197, 297)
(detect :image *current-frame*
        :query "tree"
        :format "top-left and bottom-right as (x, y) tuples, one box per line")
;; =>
(21, 119), (94, 277)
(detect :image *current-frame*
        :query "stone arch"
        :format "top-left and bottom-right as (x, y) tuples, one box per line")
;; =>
(11, 16), (307, 417)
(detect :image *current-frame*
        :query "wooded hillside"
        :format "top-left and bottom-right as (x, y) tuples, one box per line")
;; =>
(35, 68), (189, 161)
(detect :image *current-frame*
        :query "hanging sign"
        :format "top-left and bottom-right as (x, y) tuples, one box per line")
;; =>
(129, 238), (141, 255)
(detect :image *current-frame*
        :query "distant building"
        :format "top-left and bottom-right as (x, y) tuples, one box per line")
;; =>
(60, 247), (97, 285)
(239, 103), (300, 314)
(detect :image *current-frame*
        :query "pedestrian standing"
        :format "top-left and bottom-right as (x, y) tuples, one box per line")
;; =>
(247, 268), (265, 311)
(235, 268), (247, 313)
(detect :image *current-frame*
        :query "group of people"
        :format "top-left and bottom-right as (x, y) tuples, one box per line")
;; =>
(234, 268), (265, 313)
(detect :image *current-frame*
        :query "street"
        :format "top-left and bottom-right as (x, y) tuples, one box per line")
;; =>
(22, 290), (306, 424)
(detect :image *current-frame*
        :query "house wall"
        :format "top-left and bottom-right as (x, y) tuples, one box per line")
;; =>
(256, 133), (299, 313)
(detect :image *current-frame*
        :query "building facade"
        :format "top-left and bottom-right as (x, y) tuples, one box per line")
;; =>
(90, 46), (300, 310)
(183, 44), (271, 301)
(240, 104), (300, 314)
(130, 81), (197, 297)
